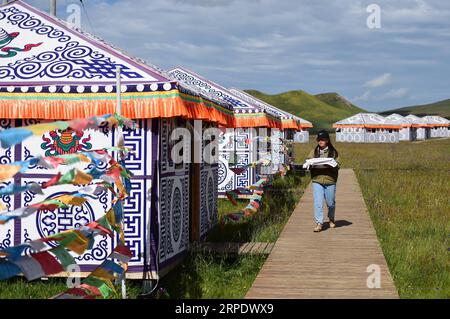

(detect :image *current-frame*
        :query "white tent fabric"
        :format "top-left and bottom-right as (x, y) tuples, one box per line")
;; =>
(385, 113), (416, 141)
(292, 116), (312, 143)
(422, 116), (450, 138)
(334, 113), (400, 143)
(405, 115), (430, 140)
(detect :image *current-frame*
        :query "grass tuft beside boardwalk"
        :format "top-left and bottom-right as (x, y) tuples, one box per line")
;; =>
(141, 252), (267, 299)
(207, 170), (309, 243)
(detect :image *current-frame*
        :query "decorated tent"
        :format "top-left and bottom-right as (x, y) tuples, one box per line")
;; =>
(333, 113), (401, 143)
(169, 67), (289, 195)
(228, 88), (313, 143)
(227, 88), (309, 173)
(404, 114), (431, 140)
(385, 113), (416, 141)
(422, 115), (450, 138)
(0, 0), (232, 279)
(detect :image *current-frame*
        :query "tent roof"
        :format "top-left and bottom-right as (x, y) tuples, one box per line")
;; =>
(333, 113), (402, 128)
(295, 116), (313, 128)
(385, 113), (412, 126)
(228, 88), (312, 129)
(405, 114), (427, 123)
(169, 66), (289, 129)
(169, 67), (263, 114)
(0, 0), (170, 88)
(228, 88), (291, 119)
(0, 0), (233, 123)
(422, 115), (450, 126)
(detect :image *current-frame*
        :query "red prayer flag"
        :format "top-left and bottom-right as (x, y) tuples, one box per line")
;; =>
(79, 283), (101, 297)
(42, 172), (62, 189)
(32, 251), (64, 275)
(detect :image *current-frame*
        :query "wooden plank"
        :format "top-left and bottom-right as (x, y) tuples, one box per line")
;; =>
(246, 169), (398, 299)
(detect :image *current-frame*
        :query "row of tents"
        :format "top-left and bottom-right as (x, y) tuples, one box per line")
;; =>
(333, 113), (449, 143)
(0, 1), (312, 280)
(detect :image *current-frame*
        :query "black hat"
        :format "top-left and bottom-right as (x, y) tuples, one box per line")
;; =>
(317, 130), (330, 141)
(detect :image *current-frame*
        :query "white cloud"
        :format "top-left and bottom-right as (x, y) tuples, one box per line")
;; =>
(380, 88), (410, 99)
(353, 90), (372, 102)
(364, 73), (392, 88)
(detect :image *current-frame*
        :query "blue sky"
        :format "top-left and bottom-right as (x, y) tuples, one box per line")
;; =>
(26, 0), (450, 111)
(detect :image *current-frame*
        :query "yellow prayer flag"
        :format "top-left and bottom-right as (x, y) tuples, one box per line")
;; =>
(105, 208), (116, 227)
(27, 122), (68, 136)
(73, 169), (93, 185)
(91, 268), (115, 281)
(55, 194), (87, 206)
(0, 165), (21, 182)
(64, 230), (89, 255)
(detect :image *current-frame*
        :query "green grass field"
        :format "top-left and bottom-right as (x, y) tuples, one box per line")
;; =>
(294, 136), (450, 299)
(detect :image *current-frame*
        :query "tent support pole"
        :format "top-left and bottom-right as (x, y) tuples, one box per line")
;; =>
(116, 66), (126, 299)
(50, 0), (57, 17)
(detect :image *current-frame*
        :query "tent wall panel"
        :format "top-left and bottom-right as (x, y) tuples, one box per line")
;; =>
(270, 129), (284, 174)
(198, 123), (218, 240)
(416, 127), (427, 140)
(218, 128), (256, 196)
(399, 128), (411, 141)
(0, 118), (154, 274)
(293, 130), (309, 143)
(431, 127), (447, 138)
(199, 164), (218, 239)
(158, 118), (190, 267)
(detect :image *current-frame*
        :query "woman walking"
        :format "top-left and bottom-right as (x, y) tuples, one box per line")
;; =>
(307, 130), (340, 232)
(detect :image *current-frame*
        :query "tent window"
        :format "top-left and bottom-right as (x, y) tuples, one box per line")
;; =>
(336, 128), (341, 133)
(389, 129), (393, 133)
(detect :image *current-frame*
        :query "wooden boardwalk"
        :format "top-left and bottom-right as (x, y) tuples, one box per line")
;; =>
(246, 169), (398, 299)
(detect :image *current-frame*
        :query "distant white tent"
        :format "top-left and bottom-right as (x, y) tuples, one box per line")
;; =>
(333, 113), (401, 143)
(422, 116), (450, 138)
(404, 115), (431, 140)
(385, 113), (416, 141)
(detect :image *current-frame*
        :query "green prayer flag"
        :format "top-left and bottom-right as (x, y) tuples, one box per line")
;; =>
(51, 246), (76, 270)
(58, 231), (78, 247)
(84, 276), (113, 298)
(58, 169), (76, 185)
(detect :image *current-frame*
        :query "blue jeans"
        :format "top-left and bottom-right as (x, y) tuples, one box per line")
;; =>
(312, 182), (336, 224)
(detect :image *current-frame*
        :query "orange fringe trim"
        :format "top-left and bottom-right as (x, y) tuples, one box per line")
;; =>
(0, 92), (314, 130)
(0, 95), (238, 126)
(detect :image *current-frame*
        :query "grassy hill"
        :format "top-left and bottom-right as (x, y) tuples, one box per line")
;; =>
(245, 90), (365, 132)
(379, 99), (450, 118)
(315, 92), (365, 113)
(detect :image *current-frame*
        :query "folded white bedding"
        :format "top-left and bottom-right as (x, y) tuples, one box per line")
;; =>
(302, 157), (338, 170)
